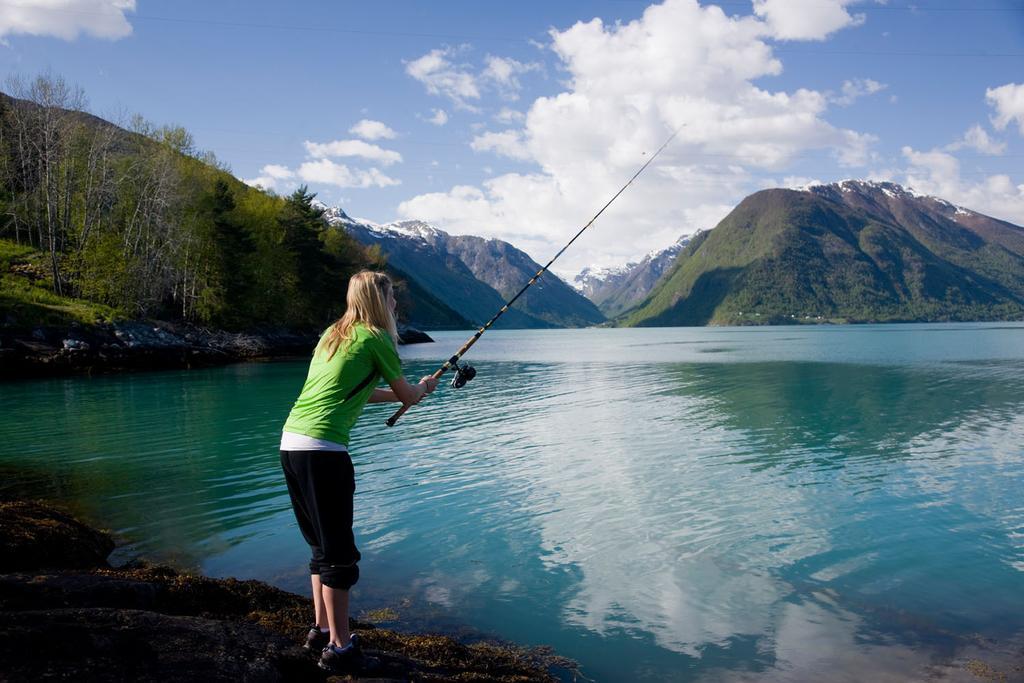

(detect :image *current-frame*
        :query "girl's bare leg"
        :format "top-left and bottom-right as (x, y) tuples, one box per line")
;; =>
(322, 586), (351, 646)
(311, 574), (329, 628)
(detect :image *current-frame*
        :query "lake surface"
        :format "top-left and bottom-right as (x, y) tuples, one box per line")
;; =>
(3, 324), (1024, 681)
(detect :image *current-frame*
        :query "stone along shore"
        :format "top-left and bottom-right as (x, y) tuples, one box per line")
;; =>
(0, 499), (575, 682)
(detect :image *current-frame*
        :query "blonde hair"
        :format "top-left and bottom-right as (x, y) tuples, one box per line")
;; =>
(319, 270), (398, 360)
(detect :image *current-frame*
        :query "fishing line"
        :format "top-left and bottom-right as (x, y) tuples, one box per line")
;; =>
(386, 123), (685, 427)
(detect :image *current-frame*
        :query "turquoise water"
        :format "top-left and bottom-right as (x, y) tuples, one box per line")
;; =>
(2, 323), (1024, 681)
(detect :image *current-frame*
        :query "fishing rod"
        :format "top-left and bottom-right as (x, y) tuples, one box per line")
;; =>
(386, 124), (683, 427)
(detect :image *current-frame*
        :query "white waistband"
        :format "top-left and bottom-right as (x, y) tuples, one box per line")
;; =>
(280, 431), (348, 452)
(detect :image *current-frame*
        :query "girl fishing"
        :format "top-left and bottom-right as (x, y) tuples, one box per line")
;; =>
(280, 270), (437, 674)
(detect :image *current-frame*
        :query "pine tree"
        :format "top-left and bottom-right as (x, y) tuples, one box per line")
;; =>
(203, 179), (254, 327)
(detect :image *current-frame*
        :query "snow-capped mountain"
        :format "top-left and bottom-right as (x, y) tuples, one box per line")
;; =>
(323, 210), (606, 329)
(574, 234), (693, 317)
(625, 180), (1024, 326)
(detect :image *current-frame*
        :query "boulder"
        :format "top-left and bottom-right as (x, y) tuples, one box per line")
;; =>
(0, 500), (114, 571)
(398, 327), (434, 345)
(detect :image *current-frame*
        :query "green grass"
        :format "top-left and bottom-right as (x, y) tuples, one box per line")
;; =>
(0, 239), (120, 329)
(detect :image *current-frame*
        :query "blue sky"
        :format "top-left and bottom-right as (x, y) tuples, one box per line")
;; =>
(2, 0), (1023, 275)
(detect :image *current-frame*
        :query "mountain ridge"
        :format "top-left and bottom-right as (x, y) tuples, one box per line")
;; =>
(574, 234), (693, 317)
(324, 211), (605, 329)
(621, 180), (1024, 326)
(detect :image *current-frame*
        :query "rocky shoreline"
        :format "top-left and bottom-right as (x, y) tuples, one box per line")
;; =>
(0, 321), (434, 380)
(0, 499), (573, 682)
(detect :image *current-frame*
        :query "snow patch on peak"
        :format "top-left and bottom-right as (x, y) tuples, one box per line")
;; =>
(792, 180), (981, 220)
(580, 264), (631, 280)
(377, 220), (447, 241)
(798, 179), (924, 200)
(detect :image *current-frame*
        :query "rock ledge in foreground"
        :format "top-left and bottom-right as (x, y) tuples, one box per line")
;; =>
(0, 500), (570, 682)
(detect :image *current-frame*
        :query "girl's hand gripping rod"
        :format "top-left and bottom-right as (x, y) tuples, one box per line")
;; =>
(386, 124), (683, 427)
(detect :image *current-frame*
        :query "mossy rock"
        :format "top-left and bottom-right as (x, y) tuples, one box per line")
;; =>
(0, 500), (114, 571)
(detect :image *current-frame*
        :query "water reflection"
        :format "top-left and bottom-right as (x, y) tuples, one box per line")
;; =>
(376, 357), (1024, 678)
(2, 327), (1024, 681)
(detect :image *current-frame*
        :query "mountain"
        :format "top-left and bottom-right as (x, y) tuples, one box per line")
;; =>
(573, 234), (692, 317)
(324, 211), (605, 329)
(622, 180), (1024, 326)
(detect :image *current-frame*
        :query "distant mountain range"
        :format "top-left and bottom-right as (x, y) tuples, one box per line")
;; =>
(622, 180), (1024, 326)
(322, 207), (606, 329)
(572, 234), (692, 318)
(321, 178), (1024, 330)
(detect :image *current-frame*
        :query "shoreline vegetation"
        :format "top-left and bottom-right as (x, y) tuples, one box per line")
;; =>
(0, 77), (456, 378)
(0, 498), (577, 682)
(0, 317), (434, 380)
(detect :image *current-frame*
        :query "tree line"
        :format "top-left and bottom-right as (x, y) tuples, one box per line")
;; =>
(0, 73), (382, 331)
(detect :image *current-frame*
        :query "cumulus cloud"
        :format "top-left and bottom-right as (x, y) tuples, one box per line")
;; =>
(481, 55), (540, 100)
(831, 78), (887, 106)
(397, 0), (877, 273)
(427, 108), (449, 126)
(297, 159), (400, 189)
(470, 130), (531, 161)
(0, 0), (134, 41)
(897, 145), (1024, 225)
(495, 107), (525, 124)
(405, 47), (481, 111)
(753, 0), (864, 41)
(303, 139), (402, 166)
(986, 82), (1024, 135)
(349, 119), (396, 141)
(242, 164), (295, 191)
(244, 139), (402, 193)
(946, 124), (1005, 155)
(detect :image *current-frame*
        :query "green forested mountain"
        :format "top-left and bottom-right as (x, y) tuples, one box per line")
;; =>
(622, 181), (1024, 326)
(0, 76), (462, 333)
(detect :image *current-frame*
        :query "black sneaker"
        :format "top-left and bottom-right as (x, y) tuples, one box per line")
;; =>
(318, 634), (367, 675)
(304, 625), (330, 652)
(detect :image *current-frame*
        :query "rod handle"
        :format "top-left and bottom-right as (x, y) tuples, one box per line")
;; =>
(385, 403), (410, 427)
(385, 367), (447, 427)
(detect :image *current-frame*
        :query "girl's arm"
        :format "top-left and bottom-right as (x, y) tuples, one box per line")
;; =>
(368, 376), (438, 404)
(368, 388), (398, 403)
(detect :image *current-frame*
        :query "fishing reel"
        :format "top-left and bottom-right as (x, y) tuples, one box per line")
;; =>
(450, 361), (477, 389)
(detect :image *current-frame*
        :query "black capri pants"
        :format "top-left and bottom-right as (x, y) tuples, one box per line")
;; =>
(280, 450), (361, 590)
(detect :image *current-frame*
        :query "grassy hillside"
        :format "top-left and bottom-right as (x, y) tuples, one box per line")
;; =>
(1, 238), (118, 328)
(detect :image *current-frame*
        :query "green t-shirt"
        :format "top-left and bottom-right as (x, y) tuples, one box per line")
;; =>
(283, 323), (402, 445)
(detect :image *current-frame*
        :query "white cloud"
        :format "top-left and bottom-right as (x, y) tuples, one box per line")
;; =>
(897, 145), (1024, 225)
(242, 164), (295, 191)
(470, 130), (531, 161)
(427, 108), (449, 126)
(0, 0), (134, 41)
(753, 0), (864, 41)
(261, 164), (295, 180)
(348, 119), (396, 141)
(397, 0), (875, 273)
(831, 78), (887, 106)
(481, 55), (540, 100)
(495, 107), (525, 124)
(243, 176), (277, 191)
(244, 151), (399, 193)
(946, 124), (1006, 155)
(303, 139), (402, 166)
(986, 82), (1024, 135)
(298, 159), (400, 189)
(405, 47), (481, 111)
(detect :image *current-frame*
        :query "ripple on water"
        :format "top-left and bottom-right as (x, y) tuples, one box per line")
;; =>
(3, 327), (1024, 682)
